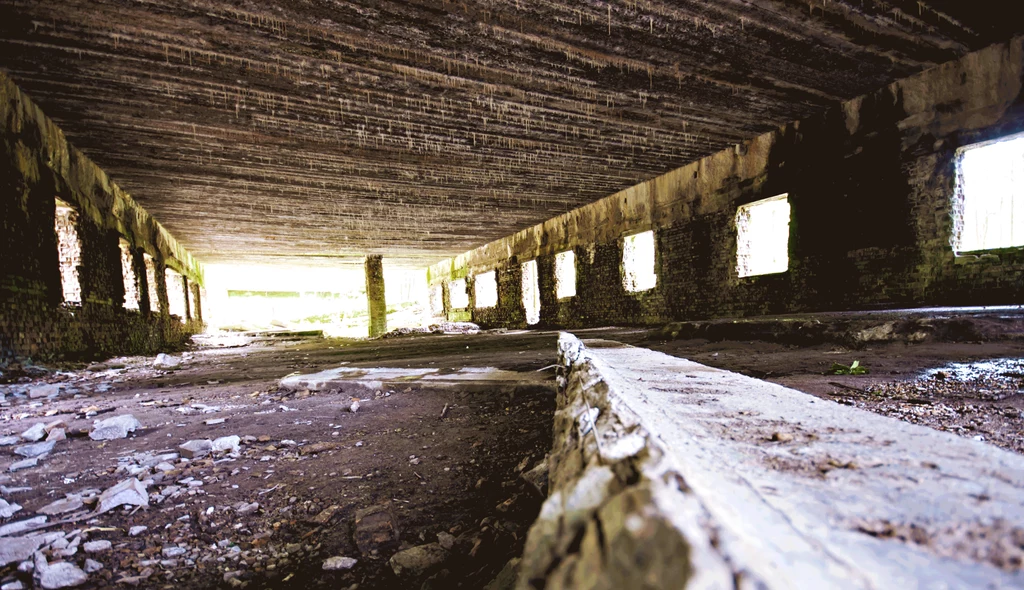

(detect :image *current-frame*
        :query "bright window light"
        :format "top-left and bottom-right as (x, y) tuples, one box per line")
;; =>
(54, 198), (82, 305)
(119, 239), (140, 310)
(521, 260), (540, 325)
(475, 271), (498, 308)
(736, 194), (790, 278)
(554, 250), (576, 299)
(449, 278), (469, 309)
(622, 231), (657, 292)
(953, 134), (1024, 253)
(165, 269), (188, 321)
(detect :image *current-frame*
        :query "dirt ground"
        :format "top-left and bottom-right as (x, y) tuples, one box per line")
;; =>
(0, 331), (560, 589)
(3, 324), (1023, 589)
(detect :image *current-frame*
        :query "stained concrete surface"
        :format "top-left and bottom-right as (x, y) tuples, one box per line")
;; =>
(576, 336), (1024, 587)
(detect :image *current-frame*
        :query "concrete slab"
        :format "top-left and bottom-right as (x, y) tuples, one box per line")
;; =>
(575, 336), (1024, 588)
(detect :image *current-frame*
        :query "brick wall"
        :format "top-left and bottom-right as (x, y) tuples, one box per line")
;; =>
(429, 37), (1024, 329)
(0, 72), (205, 364)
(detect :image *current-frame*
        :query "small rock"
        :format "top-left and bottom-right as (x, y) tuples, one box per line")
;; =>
(9, 458), (39, 472)
(153, 353), (180, 369)
(0, 436), (20, 446)
(45, 428), (66, 442)
(162, 546), (186, 558)
(437, 532), (455, 550)
(322, 556), (358, 571)
(178, 439), (214, 459)
(0, 498), (22, 518)
(83, 540), (111, 553)
(15, 441), (56, 459)
(771, 432), (794, 443)
(21, 424), (46, 442)
(129, 526), (148, 537)
(235, 502), (259, 515)
(204, 418), (226, 426)
(349, 400), (360, 413)
(2, 579), (26, 590)
(89, 415), (141, 441)
(212, 435), (240, 454)
(389, 543), (448, 578)
(96, 478), (149, 514)
(83, 559), (103, 573)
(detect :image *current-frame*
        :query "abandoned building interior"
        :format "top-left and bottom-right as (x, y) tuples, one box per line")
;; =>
(2, 1), (1024, 589)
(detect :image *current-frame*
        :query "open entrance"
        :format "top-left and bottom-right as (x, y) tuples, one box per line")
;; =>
(521, 260), (540, 325)
(953, 133), (1024, 253)
(54, 198), (82, 305)
(735, 194), (790, 278)
(474, 271), (498, 308)
(554, 250), (576, 299)
(144, 254), (160, 312)
(622, 230), (657, 292)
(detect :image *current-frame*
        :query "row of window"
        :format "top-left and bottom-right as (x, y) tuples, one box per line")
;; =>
(54, 198), (197, 321)
(441, 133), (1024, 318)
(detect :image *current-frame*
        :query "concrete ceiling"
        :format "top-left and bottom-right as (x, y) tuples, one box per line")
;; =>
(0, 1), (1020, 267)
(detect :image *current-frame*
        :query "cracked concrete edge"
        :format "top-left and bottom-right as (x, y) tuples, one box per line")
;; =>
(512, 333), (744, 590)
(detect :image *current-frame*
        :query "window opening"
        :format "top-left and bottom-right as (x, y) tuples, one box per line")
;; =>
(143, 254), (160, 312)
(54, 198), (82, 305)
(622, 231), (657, 292)
(736, 194), (791, 278)
(429, 284), (444, 316)
(522, 260), (540, 325)
(449, 279), (469, 309)
(475, 271), (498, 308)
(554, 250), (576, 299)
(165, 268), (187, 321)
(119, 239), (140, 310)
(953, 133), (1024, 253)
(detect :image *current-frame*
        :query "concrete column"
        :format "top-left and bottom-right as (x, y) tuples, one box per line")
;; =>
(365, 255), (386, 337)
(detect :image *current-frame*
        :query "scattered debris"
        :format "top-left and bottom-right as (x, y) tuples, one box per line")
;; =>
(153, 353), (181, 369)
(389, 543), (449, 578)
(322, 556), (358, 571)
(96, 478), (148, 514)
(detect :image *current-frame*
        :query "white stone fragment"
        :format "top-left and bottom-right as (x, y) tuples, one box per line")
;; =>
(21, 424), (46, 442)
(322, 556), (358, 570)
(96, 478), (149, 514)
(89, 415), (141, 441)
(153, 354), (181, 369)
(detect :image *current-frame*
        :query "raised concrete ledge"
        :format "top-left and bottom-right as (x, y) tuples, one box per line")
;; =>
(515, 333), (1024, 589)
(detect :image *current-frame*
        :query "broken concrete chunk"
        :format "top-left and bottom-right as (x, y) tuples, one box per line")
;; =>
(96, 478), (148, 514)
(15, 441), (55, 459)
(37, 496), (83, 516)
(0, 516), (47, 537)
(388, 543), (448, 578)
(9, 458), (38, 472)
(45, 428), (66, 442)
(34, 552), (88, 589)
(0, 436), (20, 446)
(128, 526), (148, 537)
(322, 556), (358, 571)
(0, 498), (22, 518)
(212, 435), (240, 454)
(204, 418), (226, 426)
(83, 540), (111, 553)
(178, 439), (214, 459)
(21, 423), (46, 442)
(153, 354), (181, 369)
(28, 384), (60, 400)
(89, 414), (141, 441)
(83, 559), (103, 573)
(0, 536), (45, 567)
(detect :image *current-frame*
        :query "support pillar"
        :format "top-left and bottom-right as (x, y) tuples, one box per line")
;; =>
(365, 255), (386, 337)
